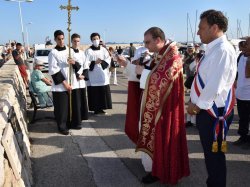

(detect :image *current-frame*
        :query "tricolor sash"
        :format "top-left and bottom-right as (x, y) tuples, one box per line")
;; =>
(193, 71), (235, 152)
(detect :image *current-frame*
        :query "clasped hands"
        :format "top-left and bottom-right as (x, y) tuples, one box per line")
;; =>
(95, 58), (102, 64)
(78, 75), (85, 80)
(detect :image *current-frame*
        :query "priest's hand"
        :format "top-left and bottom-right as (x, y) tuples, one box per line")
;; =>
(68, 58), (75, 65)
(135, 65), (144, 75)
(187, 102), (200, 115)
(116, 55), (128, 67)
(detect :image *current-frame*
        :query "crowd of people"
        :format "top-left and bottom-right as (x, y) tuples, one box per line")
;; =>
(117, 9), (249, 186)
(1, 8), (250, 187)
(1, 41), (17, 67)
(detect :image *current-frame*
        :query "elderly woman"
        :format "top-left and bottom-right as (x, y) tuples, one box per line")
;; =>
(30, 60), (53, 107)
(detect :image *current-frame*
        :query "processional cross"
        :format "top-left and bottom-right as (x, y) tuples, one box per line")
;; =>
(60, 0), (79, 121)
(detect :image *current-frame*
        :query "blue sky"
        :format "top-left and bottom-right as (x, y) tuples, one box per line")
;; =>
(0, 0), (249, 45)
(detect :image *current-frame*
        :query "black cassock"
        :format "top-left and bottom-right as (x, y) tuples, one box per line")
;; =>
(85, 45), (112, 113)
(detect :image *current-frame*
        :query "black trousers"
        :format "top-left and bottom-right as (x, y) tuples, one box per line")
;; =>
(80, 87), (89, 120)
(52, 90), (82, 131)
(70, 89), (82, 128)
(53, 91), (69, 131)
(237, 99), (250, 138)
(196, 108), (233, 187)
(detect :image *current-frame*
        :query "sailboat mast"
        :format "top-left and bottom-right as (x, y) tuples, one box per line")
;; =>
(194, 10), (198, 44)
(237, 19), (239, 39)
(187, 13), (189, 44)
(248, 13), (250, 36)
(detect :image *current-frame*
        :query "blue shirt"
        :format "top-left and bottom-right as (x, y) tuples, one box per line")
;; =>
(30, 70), (50, 93)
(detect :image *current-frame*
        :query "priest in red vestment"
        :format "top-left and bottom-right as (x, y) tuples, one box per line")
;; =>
(135, 27), (190, 185)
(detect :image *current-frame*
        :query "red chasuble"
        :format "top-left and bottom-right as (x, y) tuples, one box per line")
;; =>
(125, 81), (143, 144)
(136, 42), (190, 184)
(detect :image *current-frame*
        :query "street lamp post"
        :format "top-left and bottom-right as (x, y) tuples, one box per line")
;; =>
(26, 22), (32, 49)
(5, 0), (33, 49)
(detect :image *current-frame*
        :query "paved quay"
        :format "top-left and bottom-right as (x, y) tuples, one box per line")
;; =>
(28, 69), (250, 187)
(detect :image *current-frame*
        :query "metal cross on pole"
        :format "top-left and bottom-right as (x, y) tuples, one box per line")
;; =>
(60, 0), (79, 121)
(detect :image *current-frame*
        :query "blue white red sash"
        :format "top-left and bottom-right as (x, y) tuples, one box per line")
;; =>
(193, 70), (235, 152)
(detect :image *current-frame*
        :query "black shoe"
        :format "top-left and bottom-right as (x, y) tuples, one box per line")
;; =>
(94, 110), (101, 114)
(141, 173), (159, 184)
(233, 137), (247, 146)
(59, 129), (69, 135)
(185, 121), (193, 127)
(100, 110), (107, 115)
(94, 110), (107, 115)
(71, 125), (82, 130)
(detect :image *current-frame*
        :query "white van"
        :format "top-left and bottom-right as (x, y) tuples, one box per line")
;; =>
(34, 48), (51, 72)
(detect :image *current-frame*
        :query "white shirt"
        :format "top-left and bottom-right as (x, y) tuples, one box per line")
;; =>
(190, 35), (237, 109)
(73, 49), (89, 89)
(236, 55), (250, 100)
(85, 46), (111, 86)
(125, 46), (151, 82)
(48, 47), (81, 92)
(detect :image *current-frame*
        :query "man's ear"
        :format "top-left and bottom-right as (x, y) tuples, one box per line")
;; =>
(210, 24), (218, 34)
(212, 24), (224, 36)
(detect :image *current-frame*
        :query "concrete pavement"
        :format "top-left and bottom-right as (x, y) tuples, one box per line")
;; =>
(28, 69), (250, 187)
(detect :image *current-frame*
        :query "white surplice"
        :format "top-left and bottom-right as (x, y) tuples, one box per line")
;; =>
(85, 46), (111, 86)
(73, 49), (90, 89)
(48, 47), (81, 92)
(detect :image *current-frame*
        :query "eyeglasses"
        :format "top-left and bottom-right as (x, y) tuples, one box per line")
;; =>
(144, 40), (151, 45)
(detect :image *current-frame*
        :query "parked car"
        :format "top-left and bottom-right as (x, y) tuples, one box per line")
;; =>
(34, 48), (51, 72)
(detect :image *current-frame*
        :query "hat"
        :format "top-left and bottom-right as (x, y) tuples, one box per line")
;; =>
(35, 59), (44, 66)
(187, 43), (194, 48)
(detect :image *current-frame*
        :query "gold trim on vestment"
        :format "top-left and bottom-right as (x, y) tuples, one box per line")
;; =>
(140, 43), (175, 121)
(136, 42), (183, 157)
(155, 82), (173, 124)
